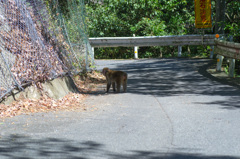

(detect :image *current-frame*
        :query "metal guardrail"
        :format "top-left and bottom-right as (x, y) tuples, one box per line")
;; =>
(89, 35), (215, 47)
(215, 40), (240, 59)
(90, 34), (215, 58)
(215, 39), (240, 77)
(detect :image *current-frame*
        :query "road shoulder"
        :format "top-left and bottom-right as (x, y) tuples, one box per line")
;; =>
(199, 59), (240, 89)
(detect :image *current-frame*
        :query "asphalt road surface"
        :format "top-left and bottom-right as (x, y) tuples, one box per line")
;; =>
(1, 58), (240, 159)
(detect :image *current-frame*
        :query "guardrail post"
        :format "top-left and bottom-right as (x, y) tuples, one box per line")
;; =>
(134, 46), (138, 59)
(210, 46), (214, 59)
(92, 47), (94, 58)
(216, 55), (224, 71)
(133, 34), (138, 59)
(178, 46), (182, 57)
(229, 59), (235, 77)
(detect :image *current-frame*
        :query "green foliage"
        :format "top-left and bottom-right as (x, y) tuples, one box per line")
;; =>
(223, 60), (240, 77)
(85, 0), (197, 59)
(86, 0), (194, 37)
(83, 0), (240, 59)
(225, 0), (240, 42)
(224, 64), (229, 74)
(94, 47), (132, 59)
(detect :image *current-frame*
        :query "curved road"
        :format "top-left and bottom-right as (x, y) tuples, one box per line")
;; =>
(1, 58), (240, 158)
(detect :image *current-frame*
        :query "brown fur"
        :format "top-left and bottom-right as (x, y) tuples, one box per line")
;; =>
(102, 67), (127, 93)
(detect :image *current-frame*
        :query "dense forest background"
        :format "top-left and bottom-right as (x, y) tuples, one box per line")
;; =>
(50, 0), (239, 59)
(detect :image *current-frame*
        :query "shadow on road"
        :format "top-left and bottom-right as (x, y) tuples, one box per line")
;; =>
(0, 134), (238, 159)
(95, 58), (240, 109)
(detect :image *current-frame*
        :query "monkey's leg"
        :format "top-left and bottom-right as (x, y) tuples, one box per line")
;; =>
(112, 82), (116, 92)
(116, 83), (121, 93)
(107, 82), (111, 92)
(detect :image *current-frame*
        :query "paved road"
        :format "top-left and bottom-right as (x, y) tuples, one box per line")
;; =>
(1, 58), (240, 159)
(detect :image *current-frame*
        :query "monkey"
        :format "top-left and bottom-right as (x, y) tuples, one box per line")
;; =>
(102, 67), (127, 93)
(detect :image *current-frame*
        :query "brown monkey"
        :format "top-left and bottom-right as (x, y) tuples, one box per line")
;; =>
(102, 67), (127, 93)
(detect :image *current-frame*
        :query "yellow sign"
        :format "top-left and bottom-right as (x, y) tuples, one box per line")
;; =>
(194, 0), (212, 28)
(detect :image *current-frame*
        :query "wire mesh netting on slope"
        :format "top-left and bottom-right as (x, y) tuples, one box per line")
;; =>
(0, 0), (94, 100)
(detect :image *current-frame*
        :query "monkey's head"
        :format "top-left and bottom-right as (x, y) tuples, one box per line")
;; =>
(102, 67), (110, 76)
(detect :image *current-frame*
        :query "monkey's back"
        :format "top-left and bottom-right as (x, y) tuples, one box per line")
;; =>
(108, 70), (127, 82)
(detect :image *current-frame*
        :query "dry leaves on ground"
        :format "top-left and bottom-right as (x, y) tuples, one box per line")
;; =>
(74, 71), (106, 93)
(0, 93), (86, 118)
(0, 71), (106, 119)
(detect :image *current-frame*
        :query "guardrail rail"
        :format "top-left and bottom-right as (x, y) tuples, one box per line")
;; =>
(89, 35), (215, 47)
(89, 35), (215, 58)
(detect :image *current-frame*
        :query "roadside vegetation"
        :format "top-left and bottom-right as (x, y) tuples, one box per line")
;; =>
(84, 0), (240, 59)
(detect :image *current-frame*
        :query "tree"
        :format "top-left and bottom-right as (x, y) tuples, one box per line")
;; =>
(85, 0), (196, 58)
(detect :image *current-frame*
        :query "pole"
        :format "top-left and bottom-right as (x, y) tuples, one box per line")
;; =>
(215, 0), (225, 71)
(133, 34), (138, 59)
(215, 0), (226, 35)
(178, 46), (182, 57)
